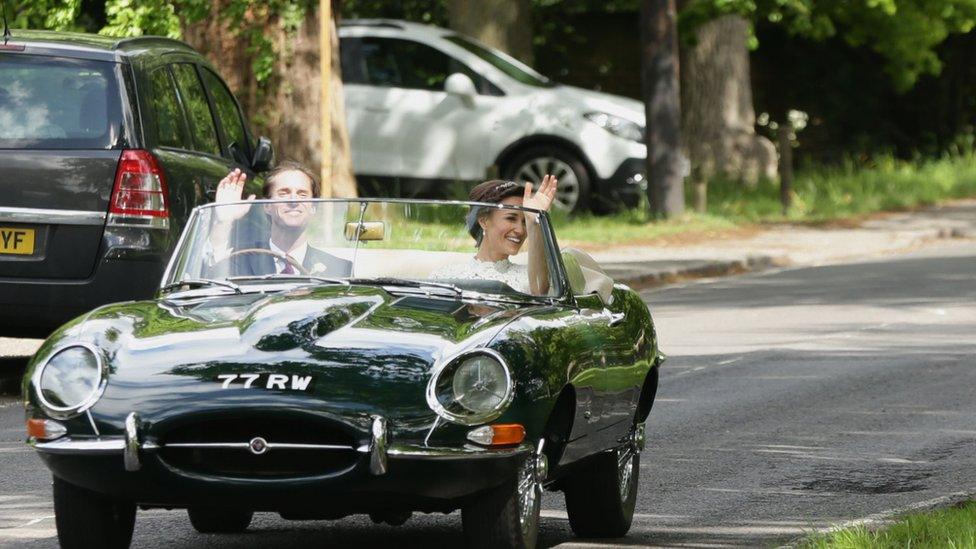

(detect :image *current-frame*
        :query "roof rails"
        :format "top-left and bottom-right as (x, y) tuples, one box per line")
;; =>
(339, 19), (406, 30)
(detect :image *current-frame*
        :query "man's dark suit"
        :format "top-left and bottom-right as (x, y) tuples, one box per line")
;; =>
(216, 242), (352, 278)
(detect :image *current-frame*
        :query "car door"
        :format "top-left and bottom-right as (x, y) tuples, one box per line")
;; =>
(343, 36), (501, 182)
(167, 62), (241, 203)
(198, 67), (254, 170)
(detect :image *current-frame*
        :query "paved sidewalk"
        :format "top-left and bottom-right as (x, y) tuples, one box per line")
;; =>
(594, 199), (976, 289)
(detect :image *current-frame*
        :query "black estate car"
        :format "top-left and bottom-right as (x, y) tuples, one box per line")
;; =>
(0, 30), (271, 337)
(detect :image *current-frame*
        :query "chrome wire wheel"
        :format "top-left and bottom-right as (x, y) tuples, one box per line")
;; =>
(514, 156), (580, 211)
(517, 453), (543, 536)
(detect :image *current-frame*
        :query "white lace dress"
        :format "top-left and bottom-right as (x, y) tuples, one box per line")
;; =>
(429, 257), (530, 293)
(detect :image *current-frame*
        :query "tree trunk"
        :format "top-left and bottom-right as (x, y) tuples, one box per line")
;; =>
(640, 0), (685, 218)
(680, 15), (776, 186)
(446, 0), (534, 65)
(181, 1), (356, 198)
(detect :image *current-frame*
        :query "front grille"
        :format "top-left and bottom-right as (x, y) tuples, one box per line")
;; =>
(158, 416), (361, 479)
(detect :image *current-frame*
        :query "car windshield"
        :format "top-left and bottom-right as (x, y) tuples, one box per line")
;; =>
(444, 35), (554, 88)
(163, 199), (561, 299)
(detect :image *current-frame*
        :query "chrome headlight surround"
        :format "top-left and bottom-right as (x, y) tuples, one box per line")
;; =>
(32, 343), (107, 419)
(584, 111), (645, 142)
(425, 349), (514, 426)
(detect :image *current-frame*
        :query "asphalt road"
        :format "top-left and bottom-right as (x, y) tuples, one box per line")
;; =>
(1, 241), (974, 548)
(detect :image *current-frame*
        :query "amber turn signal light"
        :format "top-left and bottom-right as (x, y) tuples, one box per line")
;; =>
(466, 423), (526, 446)
(27, 419), (67, 441)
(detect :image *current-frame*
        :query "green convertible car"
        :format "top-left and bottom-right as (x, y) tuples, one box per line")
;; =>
(23, 198), (662, 549)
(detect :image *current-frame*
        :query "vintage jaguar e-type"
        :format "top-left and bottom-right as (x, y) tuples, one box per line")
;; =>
(23, 198), (662, 549)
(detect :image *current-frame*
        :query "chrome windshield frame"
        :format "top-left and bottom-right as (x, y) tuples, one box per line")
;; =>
(159, 198), (568, 302)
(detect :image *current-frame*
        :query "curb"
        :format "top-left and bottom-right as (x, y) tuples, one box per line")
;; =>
(611, 255), (785, 290)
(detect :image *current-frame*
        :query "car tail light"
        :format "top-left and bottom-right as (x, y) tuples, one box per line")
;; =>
(466, 423), (526, 446)
(107, 149), (170, 229)
(27, 419), (67, 441)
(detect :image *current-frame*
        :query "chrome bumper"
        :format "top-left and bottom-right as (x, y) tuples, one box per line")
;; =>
(30, 414), (533, 475)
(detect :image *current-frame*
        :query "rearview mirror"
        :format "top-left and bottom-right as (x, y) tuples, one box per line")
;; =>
(251, 136), (274, 172)
(444, 73), (477, 105)
(345, 221), (386, 241)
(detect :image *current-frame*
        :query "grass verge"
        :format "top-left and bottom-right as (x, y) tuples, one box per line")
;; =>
(800, 501), (976, 548)
(551, 153), (976, 247)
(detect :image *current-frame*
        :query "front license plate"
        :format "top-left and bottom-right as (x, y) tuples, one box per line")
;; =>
(0, 228), (34, 255)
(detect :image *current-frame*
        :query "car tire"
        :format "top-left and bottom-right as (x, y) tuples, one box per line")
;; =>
(503, 146), (592, 214)
(187, 507), (253, 533)
(53, 476), (136, 549)
(563, 426), (641, 538)
(462, 454), (541, 549)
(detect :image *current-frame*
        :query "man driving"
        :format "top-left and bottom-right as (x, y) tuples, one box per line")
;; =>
(208, 161), (352, 277)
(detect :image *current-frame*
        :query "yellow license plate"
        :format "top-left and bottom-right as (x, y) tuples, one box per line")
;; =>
(0, 227), (35, 255)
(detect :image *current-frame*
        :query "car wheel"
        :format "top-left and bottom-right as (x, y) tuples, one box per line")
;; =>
(564, 423), (644, 538)
(53, 476), (136, 549)
(187, 507), (253, 533)
(504, 146), (592, 213)
(462, 452), (543, 549)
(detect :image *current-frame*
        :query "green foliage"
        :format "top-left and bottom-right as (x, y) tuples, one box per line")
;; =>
(681, 0), (976, 91)
(5, 0), (84, 31)
(343, 0), (448, 24)
(100, 0), (183, 38)
(800, 501), (976, 548)
(705, 153), (976, 222)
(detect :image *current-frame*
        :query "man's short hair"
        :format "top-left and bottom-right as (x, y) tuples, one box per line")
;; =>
(262, 161), (321, 197)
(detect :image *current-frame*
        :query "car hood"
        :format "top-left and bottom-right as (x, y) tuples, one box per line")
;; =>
(40, 285), (530, 437)
(534, 84), (645, 125)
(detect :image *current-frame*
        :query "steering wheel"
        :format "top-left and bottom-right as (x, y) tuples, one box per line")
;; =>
(227, 248), (309, 275)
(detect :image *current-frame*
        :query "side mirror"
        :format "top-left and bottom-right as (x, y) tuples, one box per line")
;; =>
(561, 248), (614, 304)
(251, 136), (274, 172)
(444, 73), (477, 105)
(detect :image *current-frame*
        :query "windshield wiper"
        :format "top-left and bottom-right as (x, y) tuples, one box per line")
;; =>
(229, 274), (350, 286)
(160, 278), (242, 294)
(347, 277), (463, 295)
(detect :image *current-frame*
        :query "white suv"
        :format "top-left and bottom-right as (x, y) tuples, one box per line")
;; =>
(339, 19), (647, 212)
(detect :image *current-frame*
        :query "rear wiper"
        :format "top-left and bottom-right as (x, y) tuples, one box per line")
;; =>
(229, 274), (350, 286)
(347, 277), (463, 295)
(160, 278), (242, 294)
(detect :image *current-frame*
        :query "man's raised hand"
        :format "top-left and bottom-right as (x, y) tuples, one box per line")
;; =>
(214, 168), (256, 222)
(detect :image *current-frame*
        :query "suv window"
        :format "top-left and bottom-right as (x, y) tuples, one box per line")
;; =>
(148, 67), (190, 149)
(170, 63), (220, 156)
(342, 37), (501, 95)
(0, 54), (123, 149)
(200, 68), (249, 162)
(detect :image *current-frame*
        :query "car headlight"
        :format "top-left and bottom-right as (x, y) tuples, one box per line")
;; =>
(584, 112), (644, 142)
(33, 344), (106, 418)
(426, 350), (514, 425)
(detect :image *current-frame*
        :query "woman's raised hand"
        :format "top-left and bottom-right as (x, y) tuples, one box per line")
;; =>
(214, 168), (256, 222)
(522, 174), (558, 213)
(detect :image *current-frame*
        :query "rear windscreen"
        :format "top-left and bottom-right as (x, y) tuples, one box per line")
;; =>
(0, 54), (123, 149)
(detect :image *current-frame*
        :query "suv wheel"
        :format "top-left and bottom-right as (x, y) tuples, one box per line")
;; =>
(53, 477), (135, 549)
(504, 146), (591, 213)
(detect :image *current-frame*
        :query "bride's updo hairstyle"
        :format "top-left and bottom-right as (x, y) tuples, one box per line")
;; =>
(466, 179), (526, 246)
